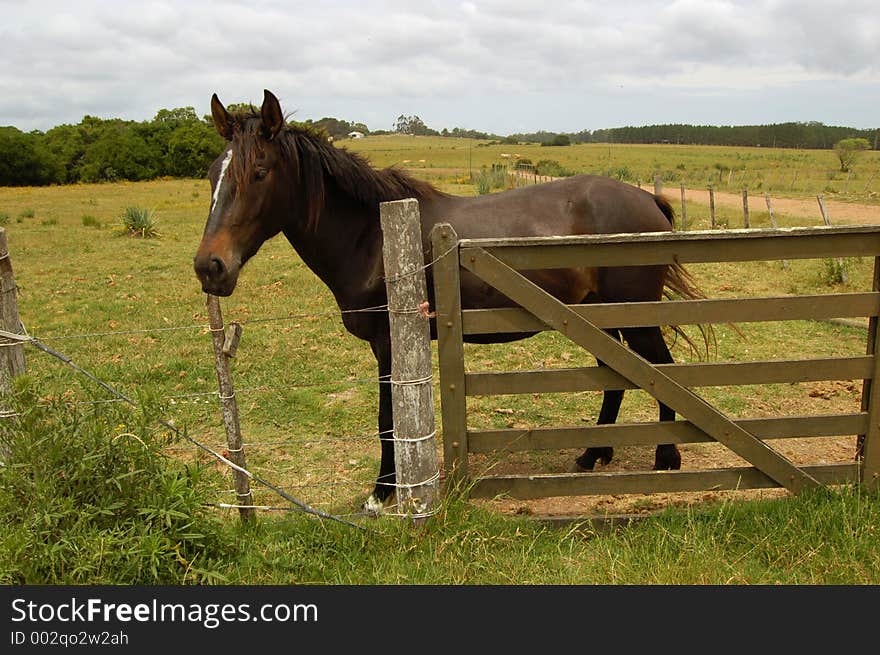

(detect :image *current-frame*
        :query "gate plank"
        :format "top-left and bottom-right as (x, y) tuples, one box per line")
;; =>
(461, 226), (880, 270)
(468, 413), (868, 453)
(466, 356), (873, 396)
(461, 293), (880, 334)
(461, 246), (821, 494)
(470, 463), (856, 499)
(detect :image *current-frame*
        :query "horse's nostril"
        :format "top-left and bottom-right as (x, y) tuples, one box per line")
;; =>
(210, 255), (226, 278)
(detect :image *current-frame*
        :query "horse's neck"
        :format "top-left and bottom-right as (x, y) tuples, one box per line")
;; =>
(282, 188), (387, 311)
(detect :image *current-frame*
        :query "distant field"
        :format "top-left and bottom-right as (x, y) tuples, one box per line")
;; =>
(343, 135), (880, 203)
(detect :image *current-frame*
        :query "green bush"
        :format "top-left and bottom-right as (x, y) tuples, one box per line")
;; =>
(0, 378), (233, 584)
(535, 159), (575, 177)
(119, 206), (159, 238)
(474, 165), (508, 195)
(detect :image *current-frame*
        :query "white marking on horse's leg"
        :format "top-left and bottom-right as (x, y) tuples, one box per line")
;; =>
(211, 149), (233, 214)
(363, 494), (385, 516)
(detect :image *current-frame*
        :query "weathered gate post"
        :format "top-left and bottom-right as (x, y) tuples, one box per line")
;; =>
(0, 228), (26, 394)
(380, 199), (440, 522)
(859, 257), (880, 490)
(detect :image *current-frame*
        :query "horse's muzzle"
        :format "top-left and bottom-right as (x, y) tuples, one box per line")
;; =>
(193, 253), (238, 296)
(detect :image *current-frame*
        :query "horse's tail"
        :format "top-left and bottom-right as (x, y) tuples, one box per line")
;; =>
(653, 194), (717, 358)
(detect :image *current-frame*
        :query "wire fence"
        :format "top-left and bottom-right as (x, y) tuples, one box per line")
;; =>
(0, 291), (443, 528)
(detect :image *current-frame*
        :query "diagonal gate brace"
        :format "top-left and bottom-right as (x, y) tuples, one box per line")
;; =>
(461, 246), (821, 494)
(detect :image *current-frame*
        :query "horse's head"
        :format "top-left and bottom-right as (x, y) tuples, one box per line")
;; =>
(194, 89), (292, 296)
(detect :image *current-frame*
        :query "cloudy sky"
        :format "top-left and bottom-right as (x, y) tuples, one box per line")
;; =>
(2, 0), (878, 135)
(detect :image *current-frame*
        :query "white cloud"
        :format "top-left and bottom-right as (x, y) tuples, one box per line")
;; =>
(1, 0), (878, 133)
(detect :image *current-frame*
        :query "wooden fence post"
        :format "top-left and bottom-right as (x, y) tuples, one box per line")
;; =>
(679, 182), (687, 231)
(709, 184), (716, 229)
(742, 187), (750, 229)
(380, 198), (440, 522)
(764, 193), (789, 269)
(818, 194), (847, 283)
(817, 194), (831, 225)
(859, 255), (880, 490)
(653, 175), (662, 196)
(206, 294), (255, 523)
(0, 228), (26, 394)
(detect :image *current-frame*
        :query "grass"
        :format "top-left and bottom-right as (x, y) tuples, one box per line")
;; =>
(1, 380), (878, 585)
(0, 140), (878, 583)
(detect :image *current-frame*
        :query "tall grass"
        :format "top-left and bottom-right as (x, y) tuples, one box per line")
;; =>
(0, 377), (232, 584)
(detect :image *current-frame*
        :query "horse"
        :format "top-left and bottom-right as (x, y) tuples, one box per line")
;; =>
(194, 89), (708, 513)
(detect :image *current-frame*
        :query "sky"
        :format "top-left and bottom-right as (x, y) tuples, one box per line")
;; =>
(2, 0), (879, 135)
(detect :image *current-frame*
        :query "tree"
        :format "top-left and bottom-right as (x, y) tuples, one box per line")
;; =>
(834, 137), (871, 172)
(0, 127), (62, 185)
(394, 115), (436, 136)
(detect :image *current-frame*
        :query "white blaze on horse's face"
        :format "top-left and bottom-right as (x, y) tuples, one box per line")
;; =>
(211, 148), (234, 215)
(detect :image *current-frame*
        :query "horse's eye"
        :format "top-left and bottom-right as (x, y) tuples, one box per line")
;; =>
(255, 167), (268, 180)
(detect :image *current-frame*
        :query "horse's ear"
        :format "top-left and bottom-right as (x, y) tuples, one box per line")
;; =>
(211, 93), (233, 140)
(261, 89), (284, 140)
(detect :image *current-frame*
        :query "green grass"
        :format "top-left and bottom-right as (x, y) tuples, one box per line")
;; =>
(2, 381), (878, 585)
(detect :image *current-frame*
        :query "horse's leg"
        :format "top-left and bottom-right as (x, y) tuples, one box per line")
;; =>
(364, 333), (395, 513)
(575, 329), (623, 471)
(620, 326), (681, 470)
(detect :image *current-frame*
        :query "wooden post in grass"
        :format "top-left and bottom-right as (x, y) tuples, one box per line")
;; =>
(742, 187), (750, 229)
(709, 184), (716, 228)
(817, 194), (847, 283)
(679, 182), (687, 231)
(380, 198), (439, 522)
(763, 193), (789, 269)
(0, 228), (26, 394)
(206, 294), (254, 523)
(653, 175), (662, 196)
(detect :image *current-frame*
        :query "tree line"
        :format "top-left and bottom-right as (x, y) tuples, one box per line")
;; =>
(589, 122), (878, 150)
(1, 107), (876, 186)
(0, 107), (226, 186)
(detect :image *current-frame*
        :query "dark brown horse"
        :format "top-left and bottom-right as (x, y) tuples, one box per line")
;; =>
(194, 90), (707, 513)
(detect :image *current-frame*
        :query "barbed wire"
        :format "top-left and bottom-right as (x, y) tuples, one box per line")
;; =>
(4, 331), (371, 532)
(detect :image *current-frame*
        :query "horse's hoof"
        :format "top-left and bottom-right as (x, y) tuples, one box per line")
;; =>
(574, 447), (613, 472)
(362, 494), (386, 516)
(569, 460), (593, 473)
(653, 448), (682, 471)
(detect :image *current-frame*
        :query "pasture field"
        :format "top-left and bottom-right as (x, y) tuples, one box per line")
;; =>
(1, 139), (880, 583)
(343, 135), (880, 203)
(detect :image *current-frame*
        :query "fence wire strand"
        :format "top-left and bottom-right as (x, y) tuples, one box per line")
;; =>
(9, 332), (371, 532)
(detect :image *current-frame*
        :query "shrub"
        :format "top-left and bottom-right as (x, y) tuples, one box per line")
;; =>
(119, 206), (159, 238)
(834, 137), (871, 173)
(535, 159), (575, 177)
(820, 257), (850, 285)
(0, 378), (232, 583)
(474, 165), (509, 195)
(541, 134), (571, 147)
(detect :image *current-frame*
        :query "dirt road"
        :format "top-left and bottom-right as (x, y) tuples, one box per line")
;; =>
(679, 187), (880, 226)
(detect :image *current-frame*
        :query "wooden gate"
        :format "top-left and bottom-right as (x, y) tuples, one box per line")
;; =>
(431, 224), (880, 502)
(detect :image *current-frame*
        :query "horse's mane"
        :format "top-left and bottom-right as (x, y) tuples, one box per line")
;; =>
(228, 111), (447, 229)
